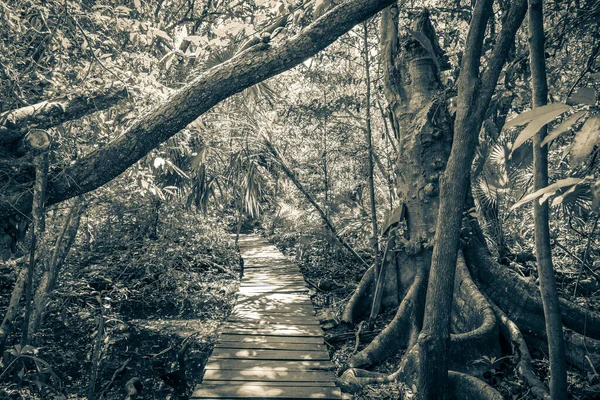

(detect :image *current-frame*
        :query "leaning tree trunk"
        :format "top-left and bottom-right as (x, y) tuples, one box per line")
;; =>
(363, 23), (380, 264)
(264, 139), (368, 267)
(527, 0), (568, 397)
(28, 197), (85, 337)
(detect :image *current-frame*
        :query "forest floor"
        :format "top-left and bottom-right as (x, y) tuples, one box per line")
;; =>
(0, 222), (241, 399)
(268, 231), (600, 400)
(2, 224), (600, 399)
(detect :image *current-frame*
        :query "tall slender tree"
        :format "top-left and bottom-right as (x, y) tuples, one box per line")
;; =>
(527, 0), (568, 397)
(363, 22), (381, 332)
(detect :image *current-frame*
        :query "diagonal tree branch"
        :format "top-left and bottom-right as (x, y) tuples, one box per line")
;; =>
(0, 0), (400, 220)
(263, 138), (369, 268)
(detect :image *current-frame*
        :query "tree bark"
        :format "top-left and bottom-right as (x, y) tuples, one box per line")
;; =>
(21, 147), (49, 346)
(0, 86), (128, 146)
(28, 197), (85, 336)
(414, 1), (492, 398)
(0, 0), (401, 220)
(0, 266), (27, 352)
(88, 296), (105, 400)
(527, 0), (568, 396)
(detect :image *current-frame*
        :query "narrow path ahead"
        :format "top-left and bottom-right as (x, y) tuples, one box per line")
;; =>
(192, 235), (342, 399)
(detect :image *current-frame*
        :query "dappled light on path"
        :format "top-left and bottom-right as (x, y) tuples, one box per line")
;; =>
(192, 235), (341, 399)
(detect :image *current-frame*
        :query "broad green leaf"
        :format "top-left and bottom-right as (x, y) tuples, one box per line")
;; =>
(511, 177), (583, 210)
(540, 111), (587, 147)
(184, 35), (205, 46)
(511, 104), (572, 152)
(114, 6), (132, 15)
(570, 116), (600, 166)
(505, 103), (571, 129)
(151, 28), (171, 42)
(567, 87), (597, 106)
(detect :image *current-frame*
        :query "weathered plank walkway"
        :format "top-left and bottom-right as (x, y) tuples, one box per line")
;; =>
(192, 235), (342, 399)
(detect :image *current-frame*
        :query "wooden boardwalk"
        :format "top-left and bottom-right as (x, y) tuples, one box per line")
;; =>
(192, 235), (342, 399)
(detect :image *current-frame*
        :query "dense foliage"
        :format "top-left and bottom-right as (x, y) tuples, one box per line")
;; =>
(1, 0), (599, 398)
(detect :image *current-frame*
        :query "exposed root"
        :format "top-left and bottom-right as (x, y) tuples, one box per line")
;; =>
(448, 371), (504, 400)
(349, 253), (498, 372)
(465, 231), (600, 372)
(342, 265), (375, 324)
(342, 250), (409, 324)
(336, 368), (390, 394)
(489, 297), (550, 399)
(449, 253), (499, 373)
(348, 269), (426, 368)
(526, 327), (600, 372)
(339, 349), (502, 400)
(465, 231), (600, 340)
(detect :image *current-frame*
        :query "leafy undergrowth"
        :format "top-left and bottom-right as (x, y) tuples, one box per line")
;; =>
(270, 231), (600, 400)
(0, 222), (241, 399)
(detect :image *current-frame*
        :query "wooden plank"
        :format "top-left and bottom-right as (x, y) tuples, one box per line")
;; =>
(239, 281), (307, 286)
(239, 288), (309, 294)
(204, 359), (334, 371)
(230, 310), (317, 316)
(234, 303), (314, 310)
(214, 342), (326, 351)
(228, 316), (320, 325)
(201, 380), (337, 387)
(221, 328), (322, 337)
(229, 310), (316, 317)
(233, 303), (315, 312)
(231, 310), (317, 318)
(226, 322), (320, 330)
(240, 284), (307, 289)
(192, 384), (342, 399)
(241, 274), (305, 279)
(237, 293), (313, 302)
(221, 324), (322, 336)
(238, 289), (309, 295)
(241, 276), (305, 281)
(202, 369), (335, 382)
(210, 348), (330, 361)
(232, 305), (315, 313)
(239, 284), (307, 289)
(242, 265), (299, 270)
(218, 334), (323, 344)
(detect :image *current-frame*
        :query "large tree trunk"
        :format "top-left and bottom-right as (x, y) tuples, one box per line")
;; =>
(336, 1), (583, 399)
(416, 0), (493, 396)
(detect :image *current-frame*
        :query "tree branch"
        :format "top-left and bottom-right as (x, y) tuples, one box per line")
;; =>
(0, 0), (401, 220)
(0, 86), (128, 146)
